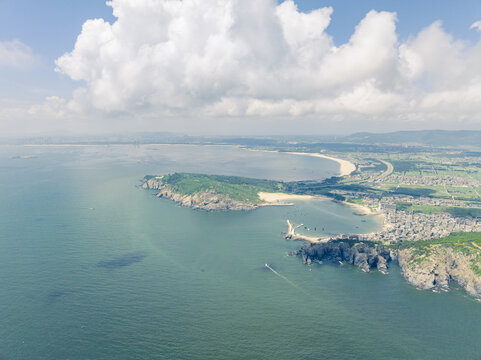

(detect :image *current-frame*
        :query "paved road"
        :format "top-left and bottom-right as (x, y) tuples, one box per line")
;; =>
(378, 159), (394, 180)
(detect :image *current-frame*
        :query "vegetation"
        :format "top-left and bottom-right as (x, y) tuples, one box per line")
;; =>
(392, 232), (481, 254)
(379, 183), (481, 202)
(390, 232), (481, 274)
(395, 202), (481, 217)
(390, 160), (422, 173)
(389, 186), (439, 197)
(158, 173), (286, 203)
(147, 172), (371, 204)
(346, 197), (367, 206)
(473, 263), (481, 276)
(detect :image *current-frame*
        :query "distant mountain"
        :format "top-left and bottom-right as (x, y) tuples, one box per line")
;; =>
(343, 130), (481, 147)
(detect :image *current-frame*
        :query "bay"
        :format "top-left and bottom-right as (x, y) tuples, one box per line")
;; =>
(0, 144), (480, 359)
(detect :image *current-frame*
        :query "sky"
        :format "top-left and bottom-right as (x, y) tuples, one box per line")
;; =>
(1, 0), (481, 136)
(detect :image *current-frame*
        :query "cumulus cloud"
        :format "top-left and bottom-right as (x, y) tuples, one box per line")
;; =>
(0, 40), (37, 68)
(399, 21), (481, 119)
(50, 0), (481, 132)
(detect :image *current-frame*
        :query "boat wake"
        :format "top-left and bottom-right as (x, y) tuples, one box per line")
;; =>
(264, 263), (306, 294)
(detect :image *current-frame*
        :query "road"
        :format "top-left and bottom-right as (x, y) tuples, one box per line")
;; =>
(378, 159), (394, 180)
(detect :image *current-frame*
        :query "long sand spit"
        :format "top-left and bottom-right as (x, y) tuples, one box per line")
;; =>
(243, 148), (356, 177)
(287, 152), (356, 177)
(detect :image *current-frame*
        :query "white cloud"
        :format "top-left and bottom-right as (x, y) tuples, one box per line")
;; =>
(55, 1), (403, 116)
(43, 0), (481, 133)
(0, 40), (37, 68)
(471, 21), (481, 32)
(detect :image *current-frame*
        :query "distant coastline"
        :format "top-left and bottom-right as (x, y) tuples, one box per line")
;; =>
(244, 148), (356, 177)
(286, 152), (356, 177)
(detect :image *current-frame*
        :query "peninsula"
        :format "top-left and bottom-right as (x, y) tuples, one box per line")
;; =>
(142, 173), (314, 211)
(143, 147), (481, 300)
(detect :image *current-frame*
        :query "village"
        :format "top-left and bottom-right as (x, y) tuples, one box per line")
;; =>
(335, 152), (481, 244)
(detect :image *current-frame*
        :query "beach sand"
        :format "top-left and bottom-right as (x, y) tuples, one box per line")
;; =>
(343, 201), (374, 215)
(288, 152), (356, 177)
(258, 192), (317, 203)
(243, 148), (356, 177)
(252, 149), (378, 220)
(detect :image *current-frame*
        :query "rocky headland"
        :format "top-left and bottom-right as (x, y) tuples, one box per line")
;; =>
(142, 177), (259, 211)
(294, 241), (392, 274)
(397, 246), (481, 298)
(143, 173), (481, 299)
(294, 241), (481, 299)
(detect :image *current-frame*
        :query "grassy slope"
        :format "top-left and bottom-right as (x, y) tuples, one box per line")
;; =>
(392, 232), (481, 275)
(395, 202), (481, 217)
(160, 173), (285, 204)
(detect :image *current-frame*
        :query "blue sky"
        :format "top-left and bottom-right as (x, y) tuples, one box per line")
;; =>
(301, 0), (481, 43)
(1, 0), (481, 135)
(0, 1), (114, 100)
(2, 0), (480, 61)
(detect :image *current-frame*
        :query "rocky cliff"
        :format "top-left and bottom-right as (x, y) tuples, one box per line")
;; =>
(294, 240), (481, 299)
(294, 241), (392, 274)
(142, 178), (258, 211)
(397, 246), (481, 298)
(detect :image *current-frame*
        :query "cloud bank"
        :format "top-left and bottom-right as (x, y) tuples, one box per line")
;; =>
(55, 0), (405, 118)
(6, 1), (481, 135)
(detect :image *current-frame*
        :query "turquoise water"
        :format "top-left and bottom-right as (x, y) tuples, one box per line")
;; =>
(0, 145), (480, 359)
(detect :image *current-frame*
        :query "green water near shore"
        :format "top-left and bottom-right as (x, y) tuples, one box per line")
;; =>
(0, 144), (480, 359)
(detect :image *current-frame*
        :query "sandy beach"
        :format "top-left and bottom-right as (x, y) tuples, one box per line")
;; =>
(244, 148), (356, 177)
(258, 192), (316, 203)
(288, 152), (356, 177)
(342, 201), (375, 215)
(343, 202), (386, 231)
(251, 148), (377, 218)
(342, 201), (385, 223)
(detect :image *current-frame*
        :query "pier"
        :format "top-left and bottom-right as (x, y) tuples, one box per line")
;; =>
(284, 220), (332, 244)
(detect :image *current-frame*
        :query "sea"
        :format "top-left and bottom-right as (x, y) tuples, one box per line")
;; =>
(0, 144), (480, 360)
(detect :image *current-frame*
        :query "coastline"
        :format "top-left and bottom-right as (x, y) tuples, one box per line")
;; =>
(342, 201), (374, 215)
(141, 148), (481, 300)
(287, 152), (356, 177)
(285, 219), (325, 244)
(342, 201), (386, 232)
(246, 148), (378, 219)
(243, 148), (356, 177)
(283, 151), (381, 219)
(258, 192), (325, 203)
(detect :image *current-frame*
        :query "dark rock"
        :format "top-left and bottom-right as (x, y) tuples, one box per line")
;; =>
(295, 241), (392, 274)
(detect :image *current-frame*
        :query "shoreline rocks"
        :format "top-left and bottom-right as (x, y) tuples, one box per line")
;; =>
(143, 177), (481, 299)
(397, 246), (481, 298)
(294, 241), (392, 274)
(294, 241), (481, 299)
(142, 178), (258, 211)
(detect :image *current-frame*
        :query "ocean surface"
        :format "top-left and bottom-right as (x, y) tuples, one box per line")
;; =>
(0, 144), (480, 360)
